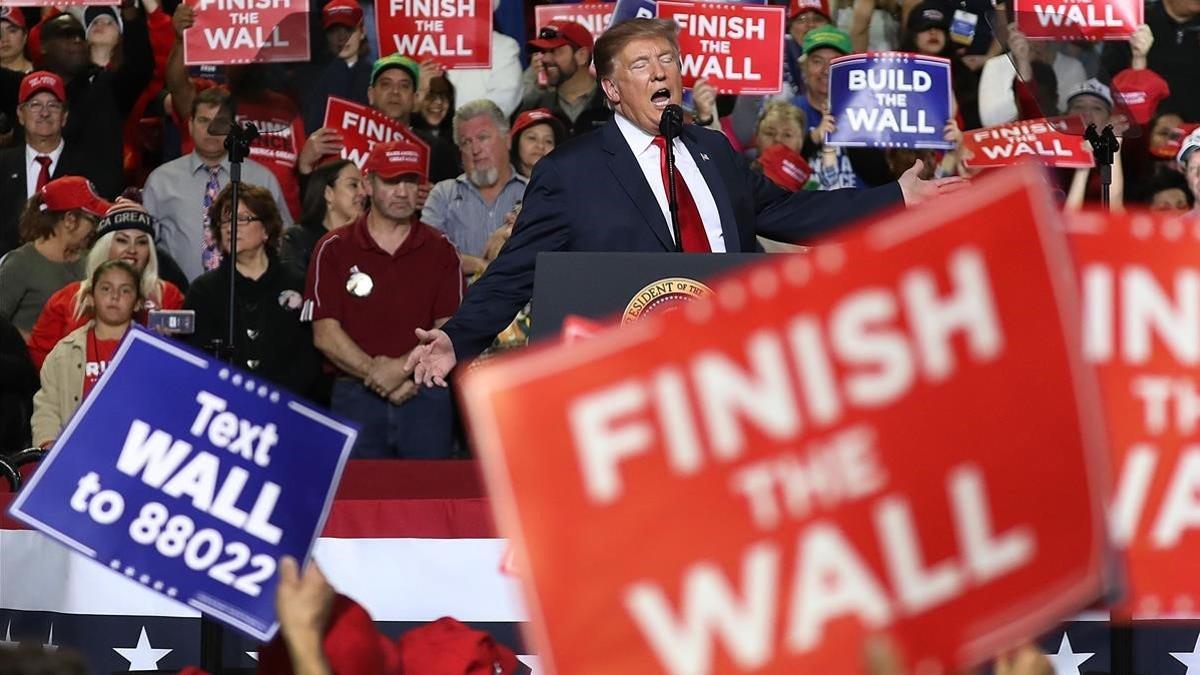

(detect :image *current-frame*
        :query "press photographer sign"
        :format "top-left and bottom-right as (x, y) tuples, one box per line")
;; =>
(184, 0), (311, 65)
(827, 53), (953, 150)
(376, 0), (492, 68)
(462, 166), (1110, 674)
(1013, 0), (1141, 40)
(658, 1), (785, 95)
(8, 330), (357, 641)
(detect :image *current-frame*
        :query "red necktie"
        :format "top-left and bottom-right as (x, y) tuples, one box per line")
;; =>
(651, 136), (712, 253)
(34, 155), (52, 193)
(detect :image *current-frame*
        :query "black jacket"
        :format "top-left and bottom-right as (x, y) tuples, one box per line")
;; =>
(56, 14), (154, 200)
(1101, 2), (1200, 121)
(518, 85), (613, 139)
(0, 143), (95, 257)
(0, 315), (38, 455)
(183, 254), (321, 398)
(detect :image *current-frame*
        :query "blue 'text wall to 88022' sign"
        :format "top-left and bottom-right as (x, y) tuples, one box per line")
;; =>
(8, 328), (357, 642)
(827, 52), (954, 150)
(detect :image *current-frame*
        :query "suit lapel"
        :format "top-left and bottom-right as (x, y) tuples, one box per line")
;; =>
(681, 129), (740, 252)
(602, 121), (675, 251)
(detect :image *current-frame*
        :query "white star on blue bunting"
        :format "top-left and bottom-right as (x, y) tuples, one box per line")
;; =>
(113, 627), (172, 671)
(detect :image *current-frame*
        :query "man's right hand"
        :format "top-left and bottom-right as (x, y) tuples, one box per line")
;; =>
(172, 3), (194, 37)
(406, 328), (456, 387)
(299, 128), (345, 174)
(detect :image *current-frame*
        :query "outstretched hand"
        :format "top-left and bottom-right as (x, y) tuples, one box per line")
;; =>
(898, 159), (970, 207)
(405, 328), (456, 387)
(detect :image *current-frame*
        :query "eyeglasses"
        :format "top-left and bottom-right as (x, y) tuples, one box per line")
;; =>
(23, 100), (64, 114)
(219, 215), (262, 226)
(538, 26), (580, 48)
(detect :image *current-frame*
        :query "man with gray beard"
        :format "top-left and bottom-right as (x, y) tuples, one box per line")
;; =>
(421, 100), (528, 278)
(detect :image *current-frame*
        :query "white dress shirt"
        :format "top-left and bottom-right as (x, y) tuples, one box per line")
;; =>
(25, 141), (65, 197)
(613, 113), (726, 252)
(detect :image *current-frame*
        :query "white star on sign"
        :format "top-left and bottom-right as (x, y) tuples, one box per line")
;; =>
(518, 655), (540, 674)
(113, 627), (172, 671)
(1045, 633), (1094, 675)
(246, 651), (259, 662)
(1171, 634), (1200, 675)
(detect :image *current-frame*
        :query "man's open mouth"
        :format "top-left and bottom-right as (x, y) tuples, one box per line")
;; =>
(651, 88), (671, 109)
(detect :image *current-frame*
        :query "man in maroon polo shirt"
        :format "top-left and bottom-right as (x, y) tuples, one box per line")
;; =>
(303, 141), (464, 458)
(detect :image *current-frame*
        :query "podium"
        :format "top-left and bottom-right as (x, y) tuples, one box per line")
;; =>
(529, 252), (762, 341)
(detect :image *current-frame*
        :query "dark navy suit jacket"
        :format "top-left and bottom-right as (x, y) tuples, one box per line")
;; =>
(442, 119), (903, 359)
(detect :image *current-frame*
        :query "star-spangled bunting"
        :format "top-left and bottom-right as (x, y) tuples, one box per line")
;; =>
(113, 627), (172, 671)
(0, 621), (16, 648)
(1046, 633), (1095, 675)
(1171, 634), (1200, 675)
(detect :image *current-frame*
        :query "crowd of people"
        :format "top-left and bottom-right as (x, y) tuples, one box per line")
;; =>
(0, 0), (1196, 461)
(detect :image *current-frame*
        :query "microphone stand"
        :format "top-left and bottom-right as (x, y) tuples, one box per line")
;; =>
(659, 105), (685, 253)
(1084, 123), (1119, 212)
(200, 118), (258, 674)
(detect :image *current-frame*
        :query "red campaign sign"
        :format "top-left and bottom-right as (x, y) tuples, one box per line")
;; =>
(376, 0), (492, 69)
(658, 1), (785, 95)
(1067, 211), (1200, 619)
(4, 1), (117, 5)
(462, 166), (1112, 675)
(534, 3), (615, 44)
(962, 117), (1095, 170)
(1013, 0), (1142, 40)
(322, 97), (430, 175)
(183, 0), (311, 65)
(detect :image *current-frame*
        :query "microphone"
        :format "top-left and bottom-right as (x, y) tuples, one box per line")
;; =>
(659, 104), (684, 140)
(658, 104), (685, 252)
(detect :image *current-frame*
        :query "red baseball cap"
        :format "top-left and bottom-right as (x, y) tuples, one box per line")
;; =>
(789, 0), (831, 20)
(19, 70), (66, 104)
(364, 140), (428, 182)
(510, 107), (565, 142)
(322, 0), (363, 30)
(0, 6), (27, 31)
(397, 617), (520, 675)
(40, 176), (112, 218)
(759, 144), (813, 192)
(529, 19), (593, 52)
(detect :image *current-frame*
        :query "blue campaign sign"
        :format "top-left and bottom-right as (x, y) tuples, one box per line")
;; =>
(7, 328), (357, 642)
(826, 52), (954, 150)
(612, 0), (766, 26)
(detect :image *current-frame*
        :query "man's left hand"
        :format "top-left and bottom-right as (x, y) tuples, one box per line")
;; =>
(364, 356), (412, 397)
(898, 159), (969, 206)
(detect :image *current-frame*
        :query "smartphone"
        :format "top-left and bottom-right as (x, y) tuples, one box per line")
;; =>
(148, 309), (196, 334)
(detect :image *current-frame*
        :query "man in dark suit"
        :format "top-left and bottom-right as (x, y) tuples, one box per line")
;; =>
(407, 18), (967, 384)
(0, 71), (92, 257)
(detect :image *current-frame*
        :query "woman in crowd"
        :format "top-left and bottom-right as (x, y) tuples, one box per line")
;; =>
(414, 76), (456, 139)
(0, 7), (31, 74)
(185, 183), (320, 398)
(82, 6), (123, 69)
(756, 100), (807, 158)
(26, 200), (185, 369)
(281, 159), (365, 279)
(0, 177), (110, 339)
(899, 1), (980, 129)
(510, 108), (564, 179)
(32, 259), (142, 448)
